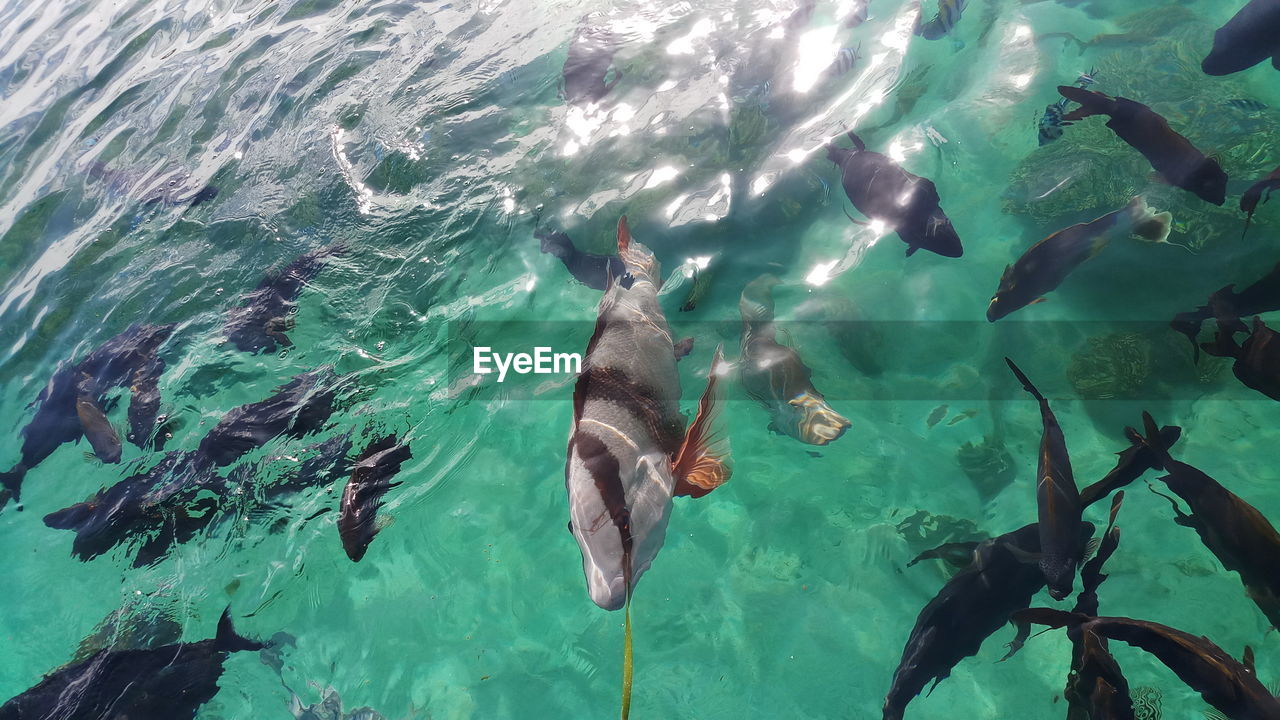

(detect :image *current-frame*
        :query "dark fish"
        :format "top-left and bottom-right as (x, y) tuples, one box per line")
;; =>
(914, 0), (968, 40)
(1031, 494), (1136, 720)
(75, 374), (123, 464)
(566, 217), (731, 611)
(84, 160), (219, 207)
(1013, 609), (1280, 720)
(673, 337), (695, 360)
(1170, 263), (1280, 357)
(126, 359), (166, 449)
(1240, 165), (1280, 238)
(339, 434), (411, 562)
(0, 323), (174, 505)
(224, 244), (345, 354)
(1201, 315), (1280, 400)
(1058, 87), (1228, 206)
(1136, 411), (1280, 629)
(841, 0), (870, 28)
(536, 226), (625, 291)
(926, 405), (948, 429)
(1201, 0), (1280, 76)
(827, 129), (963, 258)
(561, 23), (621, 106)
(1006, 358), (1084, 600)
(0, 608), (263, 720)
(738, 275), (850, 445)
(1077, 424), (1181, 508)
(44, 370), (339, 564)
(986, 197), (1172, 321)
(882, 521), (1095, 720)
(905, 540), (979, 571)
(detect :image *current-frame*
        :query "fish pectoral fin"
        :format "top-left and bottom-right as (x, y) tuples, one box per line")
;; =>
(1003, 543), (1042, 565)
(673, 346), (731, 499)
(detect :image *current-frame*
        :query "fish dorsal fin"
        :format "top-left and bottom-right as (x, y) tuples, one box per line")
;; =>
(673, 346), (731, 498)
(1243, 645), (1256, 674)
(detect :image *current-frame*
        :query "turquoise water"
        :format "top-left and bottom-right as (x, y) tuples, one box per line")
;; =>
(3, 0), (1280, 717)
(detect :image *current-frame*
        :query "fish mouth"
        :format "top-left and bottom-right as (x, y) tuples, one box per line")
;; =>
(787, 392), (851, 445)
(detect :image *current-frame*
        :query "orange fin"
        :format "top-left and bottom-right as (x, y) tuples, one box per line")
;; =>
(673, 345), (731, 498)
(617, 216), (631, 254)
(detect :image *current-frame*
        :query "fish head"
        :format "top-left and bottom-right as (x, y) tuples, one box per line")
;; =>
(567, 442), (675, 610)
(782, 392), (851, 445)
(1191, 159), (1229, 206)
(986, 265), (1028, 322)
(1042, 557), (1077, 600)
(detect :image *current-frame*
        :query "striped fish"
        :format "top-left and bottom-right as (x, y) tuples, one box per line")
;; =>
(915, 0), (968, 41)
(566, 218), (729, 718)
(828, 45), (861, 76)
(1037, 67), (1099, 146)
(566, 217), (730, 611)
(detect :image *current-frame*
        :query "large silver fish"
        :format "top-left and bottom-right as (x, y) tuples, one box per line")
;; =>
(565, 217), (730, 612)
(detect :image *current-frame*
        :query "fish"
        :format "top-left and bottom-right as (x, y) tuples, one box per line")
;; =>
(1200, 315), (1280, 401)
(1076, 423), (1181, 508)
(905, 540), (979, 571)
(882, 520), (1095, 720)
(1021, 494), (1136, 720)
(826, 129), (963, 258)
(1039, 68), (1099, 146)
(83, 160), (218, 207)
(74, 373), (123, 464)
(0, 323), (174, 505)
(0, 607), (264, 720)
(1057, 87), (1228, 206)
(1006, 358), (1084, 600)
(339, 434), (412, 562)
(914, 0), (969, 40)
(841, 0), (870, 27)
(1226, 98), (1269, 112)
(1013, 609), (1280, 720)
(1201, 0), (1280, 76)
(565, 217), (730, 719)
(1135, 411), (1280, 630)
(1170, 263), (1280, 357)
(738, 275), (850, 445)
(986, 196), (1173, 321)
(561, 22), (621, 106)
(826, 45), (862, 76)
(535, 226), (626, 291)
(223, 244), (346, 354)
(566, 217), (731, 611)
(44, 370), (340, 564)
(1240, 165), (1280, 238)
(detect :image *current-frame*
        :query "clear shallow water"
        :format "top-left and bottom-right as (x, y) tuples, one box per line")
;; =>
(2, 0), (1280, 717)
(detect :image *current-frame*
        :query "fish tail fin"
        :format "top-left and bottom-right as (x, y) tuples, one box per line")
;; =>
(615, 216), (658, 284)
(673, 346), (732, 498)
(1012, 608), (1087, 629)
(1126, 196), (1173, 244)
(216, 607), (265, 653)
(1004, 357), (1045, 402)
(0, 464), (25, 503)
(1058, 86), (1110, 121)
(1134, 411), (1171, 469)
